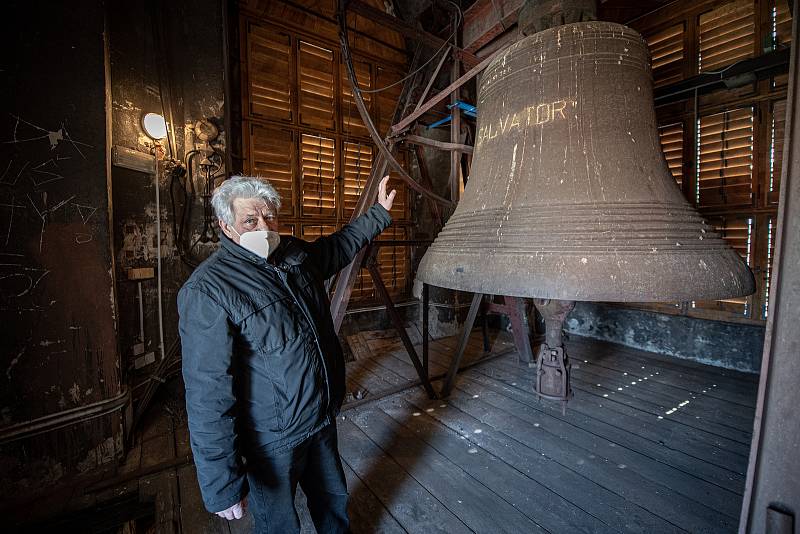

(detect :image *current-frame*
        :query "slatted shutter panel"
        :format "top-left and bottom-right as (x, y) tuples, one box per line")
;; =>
(340, 59), (372, 136)
(694, 215), (753, 315)
(658, 122), (684, 188)
(300, 134), (337, 217)
(774, 0), (793, 47)
(298, 41), (336, 131)
(769, 99), (786, 204)
(247, 24), (293, 121)
(343, 142), (373, 219)
(646, 24), (684, 88)
(250, 124), (296, 217)
(301, 224), (337, 251)
(278, 224), (295, 237)
(698, 0), (755, 73)
(376, 68), (403, 134)
(763, 216), (777, 318)
(696, 107), (754, 208)
(387, 150), (409, 221)
(376, 226), (409, 297)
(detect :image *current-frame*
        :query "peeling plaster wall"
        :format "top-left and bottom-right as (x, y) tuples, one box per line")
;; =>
(0, 0), (123, 498)
(565, 302), (765, 372)
(108, 0), (226, 375)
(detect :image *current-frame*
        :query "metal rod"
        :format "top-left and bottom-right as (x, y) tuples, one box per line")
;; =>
(366, 249), (437, 399)
(392, 47), (504, 134)
(402, 134), (474, 153)
(0, 388), (130, 445)
(423, 283), (429, 379)
(338, 1), (454, 208)
(440, 292), (484, 397)
(137, 281), (145, 344)
(414, 44), (452, 113)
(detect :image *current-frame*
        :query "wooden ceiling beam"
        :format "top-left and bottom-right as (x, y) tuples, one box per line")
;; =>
(346, 0), (480, 68)
(462, 0), (525, 54)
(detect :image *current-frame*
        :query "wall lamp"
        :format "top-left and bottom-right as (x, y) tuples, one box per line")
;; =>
(141, 112), (168, 140)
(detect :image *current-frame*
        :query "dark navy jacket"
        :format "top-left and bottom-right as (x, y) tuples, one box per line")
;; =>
(178, 205), (392, 513)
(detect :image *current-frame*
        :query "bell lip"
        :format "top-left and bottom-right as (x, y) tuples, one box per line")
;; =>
(415, 250), (756, 303)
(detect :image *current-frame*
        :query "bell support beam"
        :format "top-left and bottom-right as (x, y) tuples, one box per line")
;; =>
(390, 47), (504, 135)
(533, 299), (575, 415)
(401, 134), (474, 153)
(365, 245), (438, 399)
(462, 0), (525, 54)
(345, 0), (480, 67)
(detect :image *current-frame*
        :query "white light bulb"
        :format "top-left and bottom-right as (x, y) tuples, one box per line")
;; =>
(142, 113), (168, 140)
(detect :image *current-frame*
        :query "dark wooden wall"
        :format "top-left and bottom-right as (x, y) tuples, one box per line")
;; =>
(0, 0), (123, 498)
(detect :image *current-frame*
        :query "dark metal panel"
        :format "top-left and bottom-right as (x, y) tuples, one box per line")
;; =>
(741, 2), (800, 530)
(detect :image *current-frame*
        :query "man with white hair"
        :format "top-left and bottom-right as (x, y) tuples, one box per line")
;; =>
(178, 175), (396, 533)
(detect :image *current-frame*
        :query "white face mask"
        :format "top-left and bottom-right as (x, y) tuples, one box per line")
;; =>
(231, 228), (281, 259)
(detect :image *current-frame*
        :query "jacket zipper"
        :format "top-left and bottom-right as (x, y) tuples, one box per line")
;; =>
(268, 263), (332, 418)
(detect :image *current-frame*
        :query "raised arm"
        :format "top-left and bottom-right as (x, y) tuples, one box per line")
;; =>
(178, 286), (247, 514)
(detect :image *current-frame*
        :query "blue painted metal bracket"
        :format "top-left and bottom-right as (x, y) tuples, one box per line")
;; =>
(425, 100), (477, 129)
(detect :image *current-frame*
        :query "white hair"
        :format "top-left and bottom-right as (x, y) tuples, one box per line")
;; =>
(211, 175), (282, 226)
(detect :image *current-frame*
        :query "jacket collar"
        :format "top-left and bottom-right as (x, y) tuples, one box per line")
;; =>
(220, 233), (307, 268)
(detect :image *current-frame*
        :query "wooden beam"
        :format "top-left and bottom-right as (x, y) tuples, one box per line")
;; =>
(403, 134), (474, 153)
(450, 46), (462, 203)
(391, 47), (504, 134)
(462, 0), (525, 53)
(347, 0), (480, 67)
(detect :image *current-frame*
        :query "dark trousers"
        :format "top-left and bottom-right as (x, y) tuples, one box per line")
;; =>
(246, 422), (350, 534)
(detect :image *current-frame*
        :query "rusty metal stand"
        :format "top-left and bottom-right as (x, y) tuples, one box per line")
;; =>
(532, 299), (576, 415)
(439, 293), (535, 397)
(365, 244), (437, 399)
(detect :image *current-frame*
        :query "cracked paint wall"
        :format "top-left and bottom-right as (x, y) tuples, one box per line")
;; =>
(565, 302), (766, 372)
(0, 0), (123, 499)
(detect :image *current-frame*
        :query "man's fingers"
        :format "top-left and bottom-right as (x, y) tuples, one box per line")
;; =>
(387, 189), (396, 203)
(233, 503), (244, 519)
(378, 175), (389, 197)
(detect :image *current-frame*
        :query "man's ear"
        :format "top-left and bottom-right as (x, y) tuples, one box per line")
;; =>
(219, 219), (236, 241)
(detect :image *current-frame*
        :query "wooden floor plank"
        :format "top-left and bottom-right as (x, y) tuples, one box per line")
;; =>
(379, 394), (617, 534)
(348, 407), (550, 534)
(337, 417), (472, 534)
(569, 372), (753, 444)
(342, 460), (408, 534)
(568, 340), (758, 406)
(441, 378), (737, 533)
(570, 363), (755, 435)
(454, 370), (743, 518)
(488, 358), (750, 474)
(177, 464), (231, 534)
(464, 361), (746, 493)
(397, 389), (683, 534)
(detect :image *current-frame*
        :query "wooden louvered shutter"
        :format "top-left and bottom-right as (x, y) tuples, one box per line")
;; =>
(301, 223), (337, 242)
(775, 0), (793, 47)
(249, 124), (296, 217)
(658, 122), (684, 189)
(694, 215), (754, 316)
(301, 134), (337, 217)
(698, 0), (755, 73)
(769, 100), (786, 205)
(377, 226), (409, 297)
(298, 41), (336, 131)
(340, 59), (372, 136)
(763, 216), (777, 319)
(696, 107), (754, 208)
(387, 151), (409, 221)
(247, 24), (293, 122)
(343, 142), (373, 219)
(376, 68), (403, 135)
(646, 24), (684, 88)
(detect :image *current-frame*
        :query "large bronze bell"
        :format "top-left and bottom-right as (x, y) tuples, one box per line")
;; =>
(416, 21), (755, 406)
